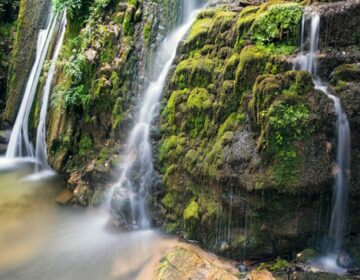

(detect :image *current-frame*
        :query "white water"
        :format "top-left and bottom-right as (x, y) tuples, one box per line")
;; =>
(35, 13), (67, 171)
(6, 13), (58, 159)
(110, 0), (204, 228)
(293, 11), (351, 273)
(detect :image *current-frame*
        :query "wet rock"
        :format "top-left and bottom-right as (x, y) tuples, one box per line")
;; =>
(317, 0), (360, 48)
(337, 251), (353, 269)
(56, 189), (75, 205)
(316, 47), (360, 80)
(90, 188), (106, 207)
(296, 248), (318, 263)
(73, 182), (93, 206)
(85, 48), (97, 62)
(156, 246), (238, 280)
(111, 186), (137, 228)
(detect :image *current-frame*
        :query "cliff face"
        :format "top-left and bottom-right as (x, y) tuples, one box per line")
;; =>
(3, 0), (50, 124)
(0, 0), (19, 119)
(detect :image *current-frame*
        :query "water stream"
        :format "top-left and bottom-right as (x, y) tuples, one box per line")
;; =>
(110, 0), (205, 228)
(35, 13), (67, 172)
(293, 10), (351, 273)
(6, 12), (58, 159)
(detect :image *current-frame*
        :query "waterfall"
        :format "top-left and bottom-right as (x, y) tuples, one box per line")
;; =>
(110, 0), (205, 228)
(6, 12), (58, 159)
(294, 10), (351, 271)
(35, 13), (67, 171)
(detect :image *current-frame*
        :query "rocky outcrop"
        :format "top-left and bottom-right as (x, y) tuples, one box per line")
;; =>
(152, 0), (360, 262)
(43, 0), (185, 206)
(156, 246), (238, 280)
(3, 0), (50, 124)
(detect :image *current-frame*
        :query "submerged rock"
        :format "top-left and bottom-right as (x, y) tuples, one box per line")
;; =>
(55, 189), (74, 205)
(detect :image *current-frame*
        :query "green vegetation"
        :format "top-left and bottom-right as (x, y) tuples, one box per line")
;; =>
(53, 0), (82, 17)
(252, 3), (303, 45)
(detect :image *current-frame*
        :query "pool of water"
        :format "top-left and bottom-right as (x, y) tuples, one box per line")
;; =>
(0, 163), (179, 280)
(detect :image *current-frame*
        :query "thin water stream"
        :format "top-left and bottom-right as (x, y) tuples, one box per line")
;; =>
(35, 12), (67, 172)
(294, 10), (351, 273)
(110, 0), (205, 228)
(6, 12), (58, 159)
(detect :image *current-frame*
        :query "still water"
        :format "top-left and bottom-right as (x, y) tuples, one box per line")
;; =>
(0, 163), (178, 280)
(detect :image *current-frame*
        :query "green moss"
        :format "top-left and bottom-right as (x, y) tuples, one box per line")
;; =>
(186, 88), (212, 111)
(296, 248), (318, 262)
(186, 17), (212, 48)
(218, 112), (244, 137)
(258, 258), (289, 272)
(183, 199), (199, 221)
(172, 58), (214, 89)
(223, 54), (239, 80)
(79, 134), (93, 158)
(251, 3), (303, 45)
(235, 45), (269, 94)
(143, 20), (152, 45)
(158, 134), (187, 163)
(123, 5), (135, 36)
(332, 63), (360, 83)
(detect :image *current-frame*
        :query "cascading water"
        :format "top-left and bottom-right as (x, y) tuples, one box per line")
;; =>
(6, 12), (58, 159)
(110, 0), (205, 228)
(294, 10), (351, 272)
(35, 13), (67, 171)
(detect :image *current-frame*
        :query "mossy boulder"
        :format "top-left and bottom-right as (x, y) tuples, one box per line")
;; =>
(155, 2), (336, 261)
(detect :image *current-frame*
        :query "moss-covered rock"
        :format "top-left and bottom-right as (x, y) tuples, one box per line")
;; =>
(154, 2), (337, 260)
(44, 0), (187, 205)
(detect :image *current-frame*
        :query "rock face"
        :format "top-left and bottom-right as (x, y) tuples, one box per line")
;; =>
(4, 0), (360, 266)
(3, 0), (50, 124)
(317, 0), (360, 49)
(330, 63), (360, 263)
(152, 0), (360, 261)
(156, 246), (238, 280)
(0, 1), (19, 117)
(42, 0), (184, 206)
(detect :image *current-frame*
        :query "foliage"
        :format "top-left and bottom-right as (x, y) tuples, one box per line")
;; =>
(51, 40), (90, 109)
(268, 102), (311, 146)
(257, 258), (289, 272)
(53, 0), (82, 18)
(79, 134), (93, 158)
(0, 0), (19, 21)
(252, 3), (302, 45)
